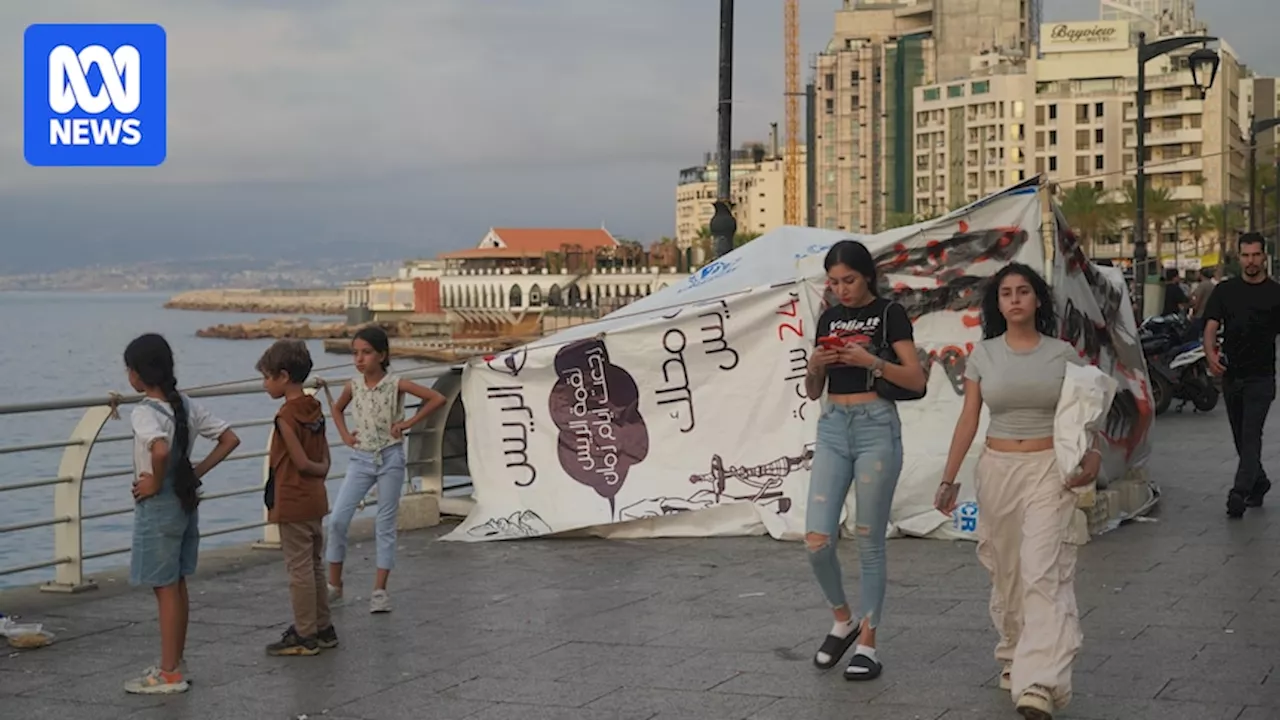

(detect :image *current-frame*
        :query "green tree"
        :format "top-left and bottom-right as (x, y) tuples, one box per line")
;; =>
(883, 211), (917, 230)
(1183, 203), (1213, 260)
(1060, 183), (1122, 257)
(1121, 183), (1178, 272)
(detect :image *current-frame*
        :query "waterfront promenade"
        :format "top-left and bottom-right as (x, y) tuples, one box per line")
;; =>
(1, 404), (1278, 720)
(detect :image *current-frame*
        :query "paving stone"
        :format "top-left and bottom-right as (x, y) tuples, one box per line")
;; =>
(2, 397), (1279, 718)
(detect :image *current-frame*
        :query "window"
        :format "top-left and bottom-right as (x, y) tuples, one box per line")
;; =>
(1049, 156), (1058, 171)
(1036, 131), (1045, 150)
(851, 70), (860, 84)
(947, 84), (964, 98)
(1095, 128), (1104, 144)
(1076, 156), (1089, 175)
(1048, 104), (1058, 120)
(1095, 155), (1105, 170)
(1013, 100), (1025, 119)
(1076, 104), (1089, 123)
(972, 80), (991, 95)
(923, 87), (941, 101)
(825, 98), (834, 115)
(1049, 130), (1058, 146)
(824, 74), (834, 91)
(1095, 102), (1105, 118)
(1076, 129), (1091, 148)
(1036, 105), (1046, 124)
(851, 95), (859, 111)
(1036, 157), (1045, 174)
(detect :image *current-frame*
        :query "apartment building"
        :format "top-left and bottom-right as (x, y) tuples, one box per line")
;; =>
(1240, 76), (1280, 160)
(673, 142), (807, 248)
(813, 0), (1035, 233)
(912, 53), (1034, 216)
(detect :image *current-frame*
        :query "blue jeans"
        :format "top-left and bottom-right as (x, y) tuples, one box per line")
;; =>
(326, 444), (406, 571)
(805, 399), (903, 629)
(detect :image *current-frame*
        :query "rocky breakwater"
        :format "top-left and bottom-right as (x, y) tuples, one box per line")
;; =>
(197, 318), (400, 340)
(165, 289), (344, 315)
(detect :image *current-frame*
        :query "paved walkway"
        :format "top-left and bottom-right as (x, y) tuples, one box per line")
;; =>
(2, 401), (1279, 720)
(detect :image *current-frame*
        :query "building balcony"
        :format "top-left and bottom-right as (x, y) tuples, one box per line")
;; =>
(1166, 185), (1204, 202)
(1126, 157), (1203, 174)
(1124, 100), (1204, 121)
(1123, 128), (1204, 148)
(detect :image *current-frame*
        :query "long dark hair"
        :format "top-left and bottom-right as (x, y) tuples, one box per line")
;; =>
(124, 334), (200, 514)
(823, 240), (880, 297)
(979, 263), (1057, 340)
(353, 326), (391, 370)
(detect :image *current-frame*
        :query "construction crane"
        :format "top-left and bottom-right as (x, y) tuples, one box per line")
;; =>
(783, 0), (801, 226)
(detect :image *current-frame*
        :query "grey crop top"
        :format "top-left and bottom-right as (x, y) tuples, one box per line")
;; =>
(963, 335), (1083, 440)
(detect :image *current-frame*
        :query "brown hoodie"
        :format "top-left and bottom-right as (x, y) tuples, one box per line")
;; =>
(268, 395), (330, 524)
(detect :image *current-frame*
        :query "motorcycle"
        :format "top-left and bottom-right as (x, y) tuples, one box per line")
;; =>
(1138, 313), (1219, 416)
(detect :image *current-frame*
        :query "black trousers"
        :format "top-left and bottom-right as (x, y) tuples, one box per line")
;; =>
(1223, 375), (1275, 498)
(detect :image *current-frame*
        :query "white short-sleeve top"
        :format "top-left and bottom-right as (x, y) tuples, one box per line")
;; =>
(130, 395), (230, 478)
(348, 374), (403, 454)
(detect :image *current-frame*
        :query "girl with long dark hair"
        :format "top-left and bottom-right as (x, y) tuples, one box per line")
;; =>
(935, 263), (1100, 720)
(318, 326), (446, 613)
(123, 334), (240, 694)
(804, 240), (927, 681)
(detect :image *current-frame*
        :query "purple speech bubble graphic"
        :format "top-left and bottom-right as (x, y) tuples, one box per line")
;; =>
(549, 338), (649, 513)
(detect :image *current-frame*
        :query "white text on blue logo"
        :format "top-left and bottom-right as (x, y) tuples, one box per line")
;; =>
(47, 44), (142, 147)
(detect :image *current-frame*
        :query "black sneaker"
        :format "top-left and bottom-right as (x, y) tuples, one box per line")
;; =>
(316, 625), (339, 649)
(1227, 491), (1247, 519)
(1246, 478), (1271, 508)
(266, 626), (320, 656)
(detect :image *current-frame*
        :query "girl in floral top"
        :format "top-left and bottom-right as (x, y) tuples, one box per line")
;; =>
(318, 327), (446, 613)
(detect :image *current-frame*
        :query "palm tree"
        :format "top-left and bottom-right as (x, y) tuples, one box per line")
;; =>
(1060, 183), (1121, 257)
(1121, 183), (1178, 271)
(1183, 203), (1213, 260)
(732, 231), (762, 248)
(1207, 204), (1245, 267)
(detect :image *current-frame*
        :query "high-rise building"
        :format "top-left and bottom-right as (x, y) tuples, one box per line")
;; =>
(673, 142), (807, 248)
(813, 0), (1034, 233)
(1099, 0), (1204, 37)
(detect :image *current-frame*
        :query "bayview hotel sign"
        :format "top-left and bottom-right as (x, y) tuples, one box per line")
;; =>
(1040, 20), (1131, 53)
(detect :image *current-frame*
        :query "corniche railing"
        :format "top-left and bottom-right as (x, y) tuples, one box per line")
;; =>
(0, 365), (471, 593)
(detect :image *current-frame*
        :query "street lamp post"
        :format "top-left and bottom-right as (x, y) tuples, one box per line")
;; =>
(709, 0), (738, 260)
(1134, 32), (1218, 319)
(1247, 116), (1280, 233)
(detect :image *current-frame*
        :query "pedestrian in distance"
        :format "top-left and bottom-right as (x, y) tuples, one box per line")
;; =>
(257, 339), (339, 656)
(122, 333), (241, 694)
(1201, 232), (1280, 518)
(316, 326), (446, 613)
(803, 239), (927, 681)
(935, 264), (1100, 720)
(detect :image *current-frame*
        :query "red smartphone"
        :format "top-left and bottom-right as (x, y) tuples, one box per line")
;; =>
(817, 335), (846, 350)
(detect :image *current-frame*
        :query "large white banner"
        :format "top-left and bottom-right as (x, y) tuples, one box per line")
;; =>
(444, 181), (1146, 543)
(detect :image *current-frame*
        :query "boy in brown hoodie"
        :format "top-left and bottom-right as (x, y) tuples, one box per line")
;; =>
(257, 340), (338, 656)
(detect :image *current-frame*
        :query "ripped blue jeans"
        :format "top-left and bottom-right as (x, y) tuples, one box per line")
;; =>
(805, 399), (903, 629)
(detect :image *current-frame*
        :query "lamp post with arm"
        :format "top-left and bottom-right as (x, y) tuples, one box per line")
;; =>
(709, 0), (738, 260)
(1134, 33), (1219, 319)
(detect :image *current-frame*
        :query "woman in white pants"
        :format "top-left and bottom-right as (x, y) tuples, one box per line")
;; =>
(935, 263), (1101, 720)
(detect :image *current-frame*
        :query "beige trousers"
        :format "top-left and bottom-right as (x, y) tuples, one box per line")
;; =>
(280, 520), (331, 638)
(975, 447), (1083, 707)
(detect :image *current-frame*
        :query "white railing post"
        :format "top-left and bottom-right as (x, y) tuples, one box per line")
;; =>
(42, 405), (112, 593)
(253, 402), (282, 551)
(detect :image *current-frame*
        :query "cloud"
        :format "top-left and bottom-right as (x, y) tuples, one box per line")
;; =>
(2, 0), (1276, 269)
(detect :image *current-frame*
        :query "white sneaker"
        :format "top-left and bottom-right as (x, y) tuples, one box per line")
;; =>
(328, 583), (344, 606)
(124, 667), (189, 695)
(369, 589), (392, 614)
(141, 659), (189, 683)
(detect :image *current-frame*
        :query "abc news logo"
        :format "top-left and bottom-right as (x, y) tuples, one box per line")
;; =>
(48, 44), (143, 146)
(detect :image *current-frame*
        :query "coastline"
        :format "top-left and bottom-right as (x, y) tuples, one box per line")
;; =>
(164, 288), (344, 315)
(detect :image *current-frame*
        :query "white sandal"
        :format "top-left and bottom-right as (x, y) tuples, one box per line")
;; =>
(1016, 684), (1054, 720)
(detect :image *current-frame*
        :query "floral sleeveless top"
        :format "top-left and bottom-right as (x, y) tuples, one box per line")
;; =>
(350, 373), (403, 459)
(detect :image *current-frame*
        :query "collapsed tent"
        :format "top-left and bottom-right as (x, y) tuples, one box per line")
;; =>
(444, 180), (1155, 543)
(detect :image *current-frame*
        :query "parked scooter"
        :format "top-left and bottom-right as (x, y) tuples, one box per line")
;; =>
(1139, 313), (1218, 416)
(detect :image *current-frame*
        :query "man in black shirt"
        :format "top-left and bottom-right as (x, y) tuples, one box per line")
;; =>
(1161, 268), (1189, 316)
(1203, 233), (1280, 517)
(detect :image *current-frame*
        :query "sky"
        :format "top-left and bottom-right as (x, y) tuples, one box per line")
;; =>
(1, 0), (1276, 272)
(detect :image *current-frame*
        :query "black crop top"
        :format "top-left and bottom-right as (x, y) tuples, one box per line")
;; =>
(814, 298), (914, 395)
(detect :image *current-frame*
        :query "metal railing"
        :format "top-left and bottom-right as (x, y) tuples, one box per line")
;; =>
(0, 365), (471, 593)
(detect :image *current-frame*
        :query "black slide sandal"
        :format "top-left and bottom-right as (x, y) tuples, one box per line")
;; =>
(844, 651), (882, 681)
(812, 626), (860, 670)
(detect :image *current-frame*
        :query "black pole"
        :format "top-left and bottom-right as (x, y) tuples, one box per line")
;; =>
(1249, 124), (1258, 233)
(806, 81), (817, 227)
(1134, 32), (1149, 320)
(709, 0), (737, 259)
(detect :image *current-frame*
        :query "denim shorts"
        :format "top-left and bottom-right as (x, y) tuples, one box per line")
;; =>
(130, 493), (199, 588)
